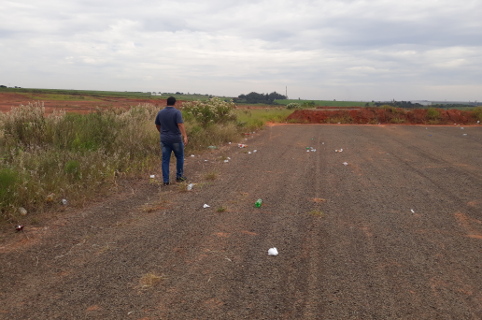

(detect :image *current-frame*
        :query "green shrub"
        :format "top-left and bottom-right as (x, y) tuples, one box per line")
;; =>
(473, 107), (482, 121)
(64, 160), (81, 180)
(302, 101), (315, 108)
(0, 167), (18, 208)
(286, 103), (300, 110)
(182, 98), (237, 128)
(426, 108), (441, 121)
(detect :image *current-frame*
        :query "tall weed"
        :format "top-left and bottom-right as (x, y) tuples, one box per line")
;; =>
(0, 103), (160, 220)
(0, 100), (281, 221)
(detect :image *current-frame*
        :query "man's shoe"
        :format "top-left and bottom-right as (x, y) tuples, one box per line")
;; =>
(176, 176), (187, 182)
(163, 182), (170, 186)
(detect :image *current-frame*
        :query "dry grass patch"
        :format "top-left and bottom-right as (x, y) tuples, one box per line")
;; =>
(139, 272), (166, 289)
(308, 210), (325, 217)
(204, 171), (218, 181)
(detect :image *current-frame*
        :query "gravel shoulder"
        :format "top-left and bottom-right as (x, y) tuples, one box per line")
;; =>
(1, 124), (481, 320)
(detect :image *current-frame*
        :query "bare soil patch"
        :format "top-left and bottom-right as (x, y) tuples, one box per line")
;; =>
(1, 125), (481, 319)
(0, 92), (166, 114)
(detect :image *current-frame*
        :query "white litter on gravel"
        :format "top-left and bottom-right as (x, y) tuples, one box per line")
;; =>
(268, 248), (279, 256)
(203, 204), (210, 208)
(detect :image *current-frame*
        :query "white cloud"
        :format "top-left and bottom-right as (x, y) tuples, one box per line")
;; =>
(1, 0), (481, 100)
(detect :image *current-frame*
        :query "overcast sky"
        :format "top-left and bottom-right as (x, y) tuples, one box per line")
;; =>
(1, 0), (481, 101)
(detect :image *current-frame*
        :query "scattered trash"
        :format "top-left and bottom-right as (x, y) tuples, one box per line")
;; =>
(253, 150), (257, 153)
(311, 148), (316, 152)
(207, 146), (217, 149)
(335, 148), (343, 153)
(461, 127), (464, 130)
(190, 154), (195, 157)
(478, 120), (480, 124)
(268, 248), (278, 256)
(18, 207), (27, 216)
(228, 142), (232, 144)
(15, 225), (24, 232)
(342, 162), (348, 166)
(149, 175), (155, 179)
(187, 183), (194, 191)
(463, 134), (468, 136)
(227, 157), (231, 160)
(248, 151), (252, 155)
(306, 150), (310, 153)
(203, 204), (210, 208)
(238, 144), (248, 148)
(61, 199), (68, 205)
(45, 193), (55, 203)
(411, 209), (415, 213)
(224, 160), (229, 163)
(255, 199), (263, 208)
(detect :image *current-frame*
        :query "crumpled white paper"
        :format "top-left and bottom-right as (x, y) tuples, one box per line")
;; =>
(268, 247), (278, 256)
(203, 204), (210, 208)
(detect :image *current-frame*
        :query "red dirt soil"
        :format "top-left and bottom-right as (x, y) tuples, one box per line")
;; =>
(288, 108), (480, 125)
(0, 92), (167, 114)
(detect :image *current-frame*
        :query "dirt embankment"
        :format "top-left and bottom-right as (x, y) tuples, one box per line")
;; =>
(1, 125), (481, 319)
(288, 108), (481, 125)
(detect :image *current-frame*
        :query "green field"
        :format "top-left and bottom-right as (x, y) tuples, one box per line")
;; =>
(0, 87), (218, 101)
(274, 99), (372, 107)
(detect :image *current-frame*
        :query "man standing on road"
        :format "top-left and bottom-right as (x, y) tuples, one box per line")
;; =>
(155, 96), (188, 185)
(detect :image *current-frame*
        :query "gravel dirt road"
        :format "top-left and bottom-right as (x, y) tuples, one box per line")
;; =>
(1, 124), (481, 320)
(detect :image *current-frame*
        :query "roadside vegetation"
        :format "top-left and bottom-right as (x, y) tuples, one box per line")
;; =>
(0, 98), (285, 223)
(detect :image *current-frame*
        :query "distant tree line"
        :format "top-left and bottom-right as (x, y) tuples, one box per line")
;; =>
(0, 85), (22, 88)
(430, 103), (480, 108)
(234, 92), (287, 104)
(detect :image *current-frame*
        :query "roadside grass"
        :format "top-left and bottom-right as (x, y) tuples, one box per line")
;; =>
(0, 102), (162, 222)
(0, 98), (294, 223)
(235, 108), (292, 130)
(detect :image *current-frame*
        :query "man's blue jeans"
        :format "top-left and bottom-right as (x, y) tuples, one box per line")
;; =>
(161, 141), (184, 183)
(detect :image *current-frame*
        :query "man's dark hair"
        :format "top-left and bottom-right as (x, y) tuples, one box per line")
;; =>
(167, 96), (176, 106)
